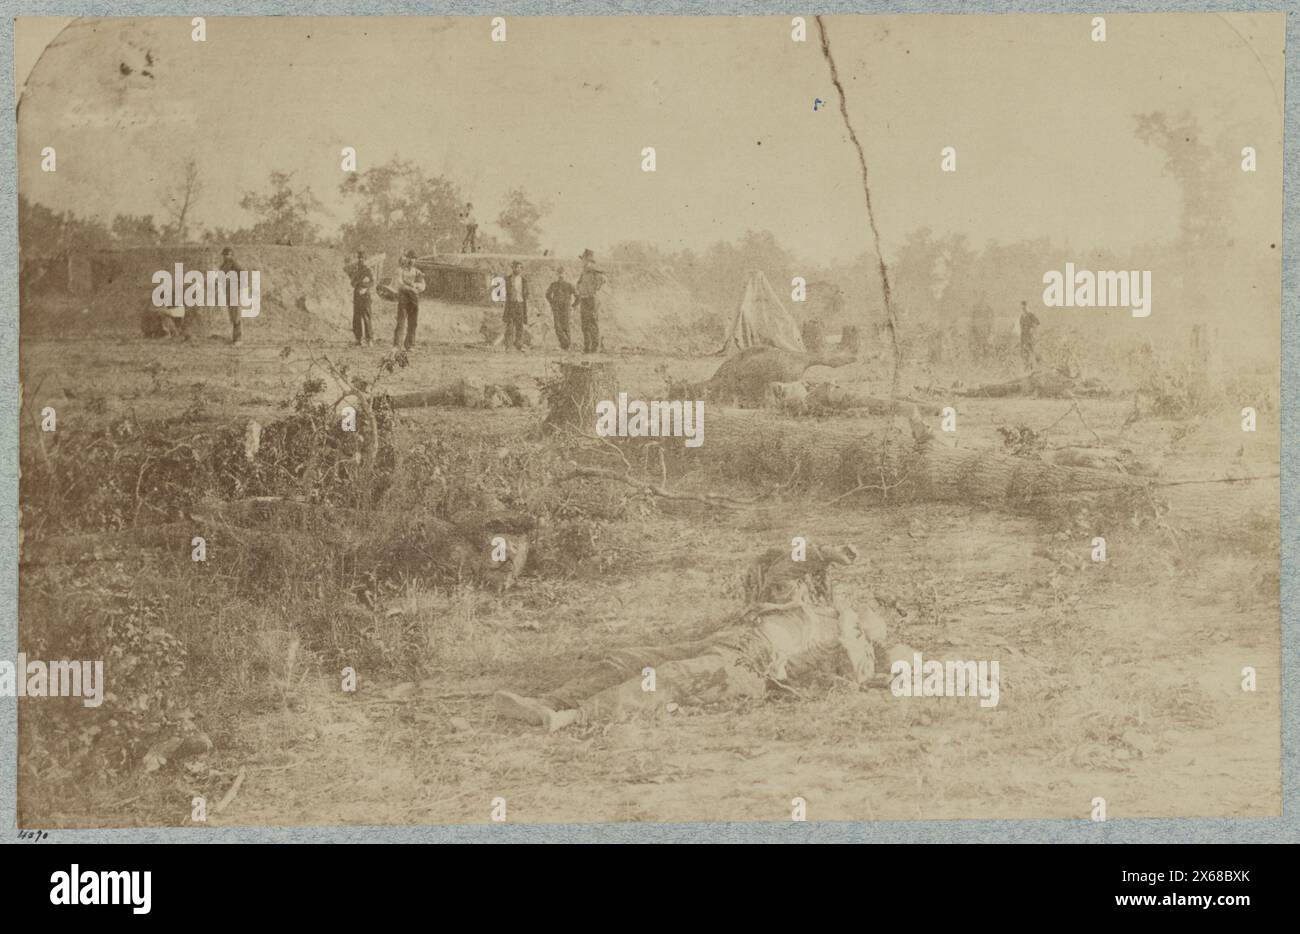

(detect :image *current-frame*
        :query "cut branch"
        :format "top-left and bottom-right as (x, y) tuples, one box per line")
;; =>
(559, 465), (761, 508)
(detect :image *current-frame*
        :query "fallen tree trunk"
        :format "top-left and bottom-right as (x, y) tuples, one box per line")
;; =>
(19, 522), (197, 566)
(21, 502), (536, 591)
(654, 408), (1275, 535)
(795, 383), (943, 417)
(673, 409), (1147, 501)
(388, 379), (538, 410)
(957, 369), (1108, 399)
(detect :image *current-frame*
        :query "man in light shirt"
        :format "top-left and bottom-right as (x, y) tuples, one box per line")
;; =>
(459, 203), (478, 253)
(393, 250), (426, 351)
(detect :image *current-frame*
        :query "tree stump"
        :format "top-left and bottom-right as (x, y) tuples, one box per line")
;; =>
(542, 361), (618, 434)
(801, 319), (826, 353)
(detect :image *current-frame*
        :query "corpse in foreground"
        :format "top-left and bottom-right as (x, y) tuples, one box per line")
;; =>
(494, 542), (910, 731)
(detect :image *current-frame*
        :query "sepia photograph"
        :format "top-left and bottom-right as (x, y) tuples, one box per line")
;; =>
(12, 12), (1282, 828)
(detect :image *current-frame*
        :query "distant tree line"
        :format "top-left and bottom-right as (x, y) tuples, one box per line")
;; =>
(20, 156), (552, 264)
(20, 108), (1262, 348)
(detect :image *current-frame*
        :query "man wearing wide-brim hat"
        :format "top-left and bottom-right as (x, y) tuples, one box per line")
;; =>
(575, 249), (606, 354)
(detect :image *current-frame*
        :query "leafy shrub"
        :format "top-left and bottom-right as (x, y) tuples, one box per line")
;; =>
(20, 565), (188, 782)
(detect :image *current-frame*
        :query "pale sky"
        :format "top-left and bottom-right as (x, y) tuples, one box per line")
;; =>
(16, 13), (1285, 263)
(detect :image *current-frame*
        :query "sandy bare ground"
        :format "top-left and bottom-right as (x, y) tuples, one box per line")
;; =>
(18, 336), (1280, 826)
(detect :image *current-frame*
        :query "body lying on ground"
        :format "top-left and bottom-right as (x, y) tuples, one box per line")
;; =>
(494, 541), (907, 732)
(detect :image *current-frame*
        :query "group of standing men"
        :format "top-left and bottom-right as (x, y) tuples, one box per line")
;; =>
(344, 245), (606, 354)
(488, 249), (608, 353)
(538, 248), (607, 353)
(346, 249), (426, 350)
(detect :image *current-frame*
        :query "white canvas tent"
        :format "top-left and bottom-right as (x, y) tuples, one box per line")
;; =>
(720, 270), (805, 354)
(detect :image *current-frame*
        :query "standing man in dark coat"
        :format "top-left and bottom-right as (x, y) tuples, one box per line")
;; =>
(503, 260), (529, 352)
(220, 246), (243, 345)
(545, 266), (576, 351)
(347, 250), (374, 346)
(575, 249), (606, 354)
(1018, 300), (1041, 371)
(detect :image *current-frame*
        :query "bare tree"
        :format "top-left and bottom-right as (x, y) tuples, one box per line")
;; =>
(164, 156), (204, 242)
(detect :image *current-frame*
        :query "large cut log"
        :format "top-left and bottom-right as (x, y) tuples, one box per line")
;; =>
(19, 522), (198, 566)
(670, 409), (1149, 500)
(654, 408), (1275, 536)
(774, 385), (941, 418)
(21, 502), (536, 591)
(388, 378), (538, 410)
(957, 369), (1108, 399)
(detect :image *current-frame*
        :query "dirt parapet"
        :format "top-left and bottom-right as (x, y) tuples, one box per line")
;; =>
(22, 244), (356, 340)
